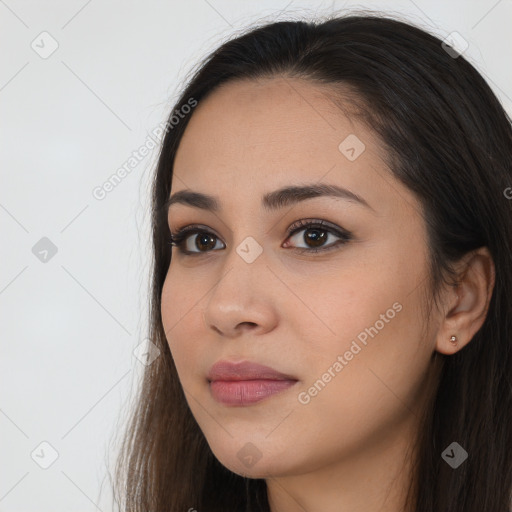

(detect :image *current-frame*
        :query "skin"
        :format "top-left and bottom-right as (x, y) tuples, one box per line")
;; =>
(160, 77), (495, 511)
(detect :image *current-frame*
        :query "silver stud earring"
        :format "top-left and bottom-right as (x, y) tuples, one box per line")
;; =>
(449, 335), (457, 343)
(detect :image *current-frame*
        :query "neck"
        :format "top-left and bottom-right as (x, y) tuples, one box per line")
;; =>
(265, 413), (419, 512)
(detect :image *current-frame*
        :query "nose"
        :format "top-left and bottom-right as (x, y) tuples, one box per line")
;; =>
(202, 247), (278, 338)
(203, 308), (259, 336)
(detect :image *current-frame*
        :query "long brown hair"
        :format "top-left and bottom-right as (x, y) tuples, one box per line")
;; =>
(112, 11), (512, 512)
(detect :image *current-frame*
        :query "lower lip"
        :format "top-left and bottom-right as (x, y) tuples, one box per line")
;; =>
(209, 379), (298, 406)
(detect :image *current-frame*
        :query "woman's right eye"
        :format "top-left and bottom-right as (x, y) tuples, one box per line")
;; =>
(169, 227), (225, 255)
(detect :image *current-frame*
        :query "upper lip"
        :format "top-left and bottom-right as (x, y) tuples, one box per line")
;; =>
(207, 360), (298, 382)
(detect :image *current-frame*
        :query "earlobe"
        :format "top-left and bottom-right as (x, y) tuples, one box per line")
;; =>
(434, 247), (495, 356)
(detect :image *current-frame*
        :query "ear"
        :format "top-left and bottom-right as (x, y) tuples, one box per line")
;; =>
(435, 247), (495, 355)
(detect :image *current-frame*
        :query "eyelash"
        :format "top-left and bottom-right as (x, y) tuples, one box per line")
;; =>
(168, 219), (352, 256)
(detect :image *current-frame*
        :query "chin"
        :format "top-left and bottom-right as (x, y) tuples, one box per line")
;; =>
(208, 438), (294, 479)
(219, 456), (283, 479)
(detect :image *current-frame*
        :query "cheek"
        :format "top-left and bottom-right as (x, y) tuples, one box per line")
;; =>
(315, 231), (428, 356)
(285, 261), (404, 355)
(161, 263), (204, 331)
(285, 279), (431, 468)
(160, 270), (204, 381)
(292, 247), (431, 399)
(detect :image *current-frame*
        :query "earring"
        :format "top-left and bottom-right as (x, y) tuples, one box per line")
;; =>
(449, 335), (457, 343)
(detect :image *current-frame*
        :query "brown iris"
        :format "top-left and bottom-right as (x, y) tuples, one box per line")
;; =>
(304, 228), (327, 247)
(195, 233), (217, 252)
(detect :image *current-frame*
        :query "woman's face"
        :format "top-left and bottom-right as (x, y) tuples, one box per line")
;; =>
(161, 77), (437, 478)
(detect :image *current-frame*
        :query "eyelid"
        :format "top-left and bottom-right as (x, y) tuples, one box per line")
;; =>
(286, 218), (351, 239)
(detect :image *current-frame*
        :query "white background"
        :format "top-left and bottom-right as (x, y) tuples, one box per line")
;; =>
(1, 1), (511, 510)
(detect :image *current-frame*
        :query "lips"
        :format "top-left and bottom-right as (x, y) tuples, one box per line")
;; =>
(207, 360), (297, 382)
(207, 360), (299, 406)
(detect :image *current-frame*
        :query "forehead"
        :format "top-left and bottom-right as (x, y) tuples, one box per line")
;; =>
(175, 77), (366, 166)
(172, 77), (419, 220)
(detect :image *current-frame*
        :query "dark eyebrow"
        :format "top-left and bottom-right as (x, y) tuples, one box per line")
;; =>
(164, 183), (375, 214)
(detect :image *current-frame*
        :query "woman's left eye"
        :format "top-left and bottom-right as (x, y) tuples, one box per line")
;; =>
(169, 219), (352, 256)
(284, 220), (352, 253)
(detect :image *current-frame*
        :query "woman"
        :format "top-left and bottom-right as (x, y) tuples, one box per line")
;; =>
(113, 11), (512, 512)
